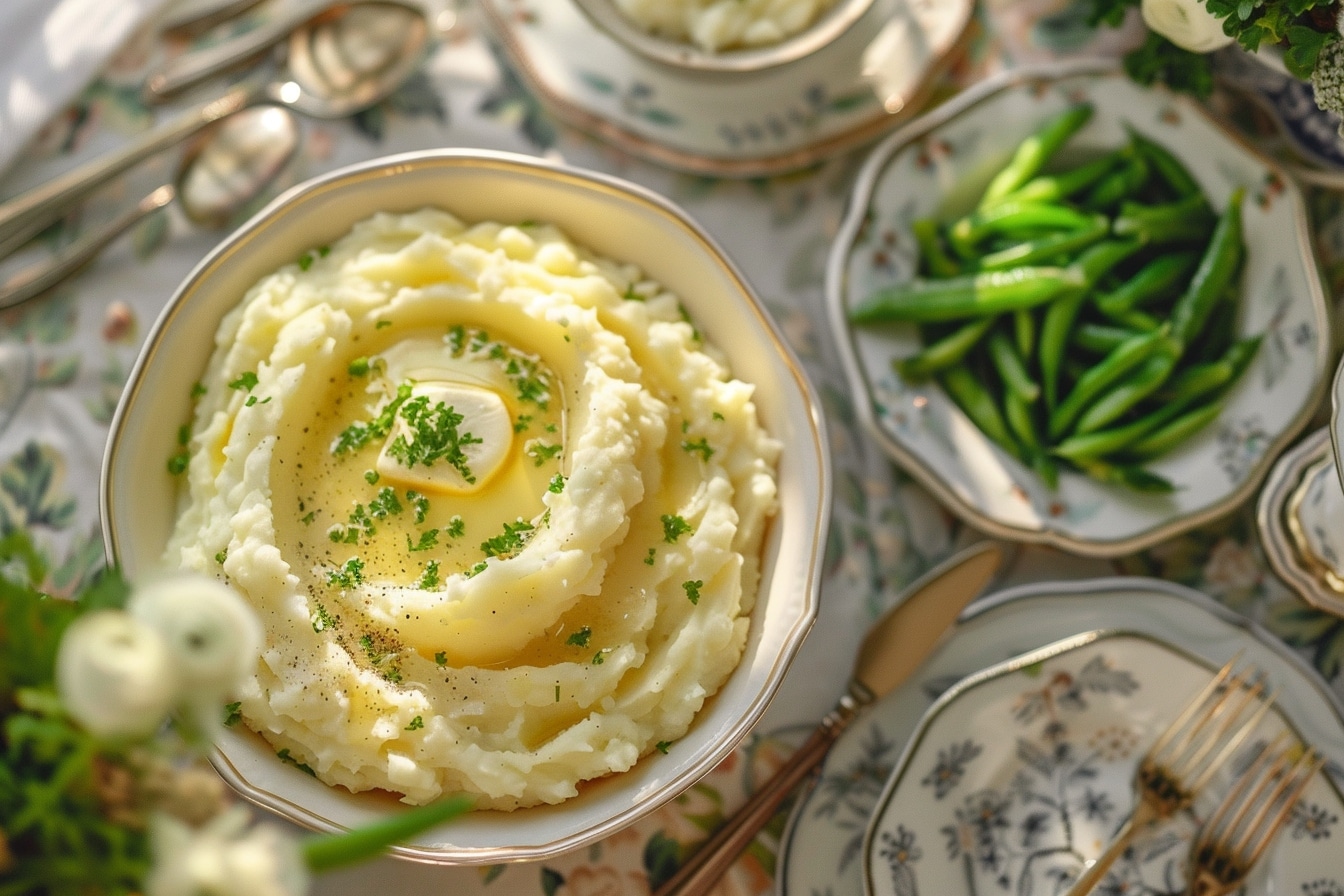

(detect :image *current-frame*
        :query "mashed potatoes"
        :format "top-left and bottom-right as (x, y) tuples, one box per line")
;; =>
(163, 209), (780, 809)
(614, 0), (840, 52)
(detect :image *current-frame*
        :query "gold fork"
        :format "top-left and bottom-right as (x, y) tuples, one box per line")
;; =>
(1184, 732), (1324, 896)
(1064, 659), (1275, 896)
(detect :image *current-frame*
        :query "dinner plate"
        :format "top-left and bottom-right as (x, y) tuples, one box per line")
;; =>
(476, 0), (972, 178)
(863, 630), (1344, 895)
(776, 577), (1344, 896)
(1258, 426), (1344, 617)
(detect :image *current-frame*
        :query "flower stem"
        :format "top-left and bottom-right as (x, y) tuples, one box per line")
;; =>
(301, 795), (474, 871)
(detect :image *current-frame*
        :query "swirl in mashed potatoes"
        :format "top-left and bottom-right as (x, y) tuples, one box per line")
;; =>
(163, 209), (780, 809)
(613, 0), (840, 52)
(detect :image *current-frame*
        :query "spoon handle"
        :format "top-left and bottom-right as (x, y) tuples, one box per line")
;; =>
(146, 0), (333, 101)
(0, 185), (176, 312)
(0, 84), (252, 261)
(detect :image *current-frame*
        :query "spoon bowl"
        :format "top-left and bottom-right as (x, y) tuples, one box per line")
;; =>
(0, 106), (300, 311)
(0, 0), (427, 260)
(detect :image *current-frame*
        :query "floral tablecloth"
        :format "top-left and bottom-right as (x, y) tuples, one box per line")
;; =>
(3, 1), (1344, 894)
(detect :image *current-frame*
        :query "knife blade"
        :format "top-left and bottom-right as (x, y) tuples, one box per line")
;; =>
(654, 539), (1004, 896)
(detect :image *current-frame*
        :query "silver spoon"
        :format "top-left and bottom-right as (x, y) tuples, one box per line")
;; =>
(0, 105), (300, 312)
(0, 0), (426, 261)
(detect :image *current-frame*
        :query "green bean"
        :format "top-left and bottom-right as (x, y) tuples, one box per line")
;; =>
(940, 365), (1019, 457)
(994, 152), (1122, 207)
(1112, 195), (1215, 245)
(1126, 124), (1202, 198)
(849, 266), (1085, 324)
(977, 216), (1110, 271)
(1171, 187), (1244, 345)
(1048, 328), (1170, 439)
(949, 201), (1099, 254)
(1070, 237), (1145, 286)
(1073, 342), (1181, 435)
(979, 103), (1095, 209)
(1004, 386), (1042, 453)
(1097, 306), (1161, 332)
(1073, 457), (1175, 493)
(912, 217), (961, 278)
(1125, 398), (1227, 460)
(988, 330), (1041, 402)
(1072, 322), (1144, 355)
(896, 316), (996, 379)
(1013, 308), (1036, 359)
(1157, 335), (1261, 402)
(1094, 251), (1199, 314)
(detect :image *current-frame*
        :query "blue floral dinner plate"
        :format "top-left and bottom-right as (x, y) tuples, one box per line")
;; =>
(776, 577), (1344, 896)
(862, 630), (1344, 896)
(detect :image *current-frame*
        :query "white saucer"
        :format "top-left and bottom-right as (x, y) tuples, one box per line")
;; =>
(476, 0), (972, 177)
(777, 577), (1344, 896)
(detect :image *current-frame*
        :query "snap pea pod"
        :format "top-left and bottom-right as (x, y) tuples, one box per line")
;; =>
(1112, 195), (1215, 245)
(1094, 251), (1198, 314)
(1124, 398), (1227, 461)
(977, 216), (1110, 271)
(1072, 340), (1181, 435)
(1048, 327), (1170, 439)
(1038, 239), (1144, 408)
(979, 103), (1095, 209)
(992, 152), (1122, 208)
(1083, 149), (1148, 209)
(940, 364), (1019, 458)
(849, 265), (1085, 324)
(949, 200), (1099, 254)
(1013, 308), (1036, 359)
(1097, 305), (1161, 332)
(1052, 401), (1181, 462)
(1073, 457), (1175, 493)
(912, 217), (961, 278)
(1126, 124), (1202, 198)
(988, 330), (1040, 402)
(896, 316), (996, 379)
(1171, 187), (1244, 345)
(1157, 335), (1261, 402)
(1072, 322), (1145, 355)
(1003, 387), (1058, 488)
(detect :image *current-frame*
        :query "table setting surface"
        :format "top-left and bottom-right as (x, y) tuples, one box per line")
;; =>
(4, 1), (1344, 894)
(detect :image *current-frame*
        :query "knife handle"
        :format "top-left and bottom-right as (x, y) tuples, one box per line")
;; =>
(653, 695), (863, 896)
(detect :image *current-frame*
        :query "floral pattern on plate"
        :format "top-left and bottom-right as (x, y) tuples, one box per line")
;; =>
(778, 578), (1344, 896)
(864, 630), (1344, 896)
(826, 61), (1332, 557)
(475, 0), (972, 177)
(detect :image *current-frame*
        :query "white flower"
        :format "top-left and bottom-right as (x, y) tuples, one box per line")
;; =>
(1141, 0), (1234, 53)
(128, 573), (262, 697)
(145, 807), (310, 896)
(55, 610), (176, 741)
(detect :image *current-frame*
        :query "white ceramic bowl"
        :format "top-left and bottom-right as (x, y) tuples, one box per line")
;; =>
(570, 0), (875, 74)
(827, 60), (1331, 558)
(100, 149), (830, 863)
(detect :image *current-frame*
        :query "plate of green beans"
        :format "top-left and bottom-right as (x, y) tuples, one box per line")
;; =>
(827, 60), (1331, 557)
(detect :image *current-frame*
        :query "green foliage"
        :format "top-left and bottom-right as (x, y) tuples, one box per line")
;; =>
(0, 531), (144, 896)
(1124, 31), (1218, 97)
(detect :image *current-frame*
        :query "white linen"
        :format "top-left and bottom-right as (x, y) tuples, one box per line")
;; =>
(0, 0), (172, 174)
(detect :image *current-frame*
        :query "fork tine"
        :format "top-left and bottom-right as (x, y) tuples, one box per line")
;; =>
(1154, 659), (1274, 794)
(1229, 744), (1323, 868)
(1147, 656), (1239, 760)
(1183, 679), (1277, 793)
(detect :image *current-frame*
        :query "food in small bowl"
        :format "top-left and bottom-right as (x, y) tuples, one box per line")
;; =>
(102, 150), (829, 862)
(828, 61), (1330, 557)
(571, 0), (875, 73)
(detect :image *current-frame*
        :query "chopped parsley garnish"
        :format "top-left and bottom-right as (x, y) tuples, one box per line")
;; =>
(167, 451), (190, 476)
(223, 701), (242, 727)
(548, 474), (566, 494)
(327, 557), (364, 588)
(277, 748), (316, 776)
(407, 490), (429, 524)
(681, 437), (714, 461)
(348, 357), (372, 377)
(228, 371), (259, 391)
(712, 411), (725, 421)
(368, 486), (402, 519)
(376, 320), (392, 329)
(661, 514), (692, 543)
(644, 548), (656, 566)
(333, 383), (412, 456)
(311, 602), (338, 633)
(434, 651), (448, 666)
(407, 530), (439, 552)
(622, 284), (645, 301)
(565, 627), (592, 648)
(655, 741), (672, 754)
(481, 519), (535, 559)
(301, 511), (316, 525)
(214, 550), (227, 565)
(444, 515), (465, 539)
(364, 469), (380, 485)
(467, 560), (488, 578)
(514, 414), (533, 433)
(405, 715), (424, 731)
(386, 396), (482, 482)
(191, 382), (207, 398)
(359, 633), (402, 682)
(527, 441), (562, 467)
(683, 579), (704, 605)
(592, 651), (606, 666)
(417, 561), (441, 590)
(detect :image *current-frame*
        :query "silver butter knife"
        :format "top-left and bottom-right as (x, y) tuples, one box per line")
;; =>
(655, 540), (1005, 896)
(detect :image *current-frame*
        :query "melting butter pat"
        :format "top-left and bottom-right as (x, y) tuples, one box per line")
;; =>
(375, 382), (513, 493)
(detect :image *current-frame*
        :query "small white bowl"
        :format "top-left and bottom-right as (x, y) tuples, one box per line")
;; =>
(100, 149), (830, 863)
(571, 0), (875, 74)
(827, 60), (1331, 557)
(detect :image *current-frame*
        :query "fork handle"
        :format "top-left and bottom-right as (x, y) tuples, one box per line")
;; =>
(1064, 816), (1139, 896)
